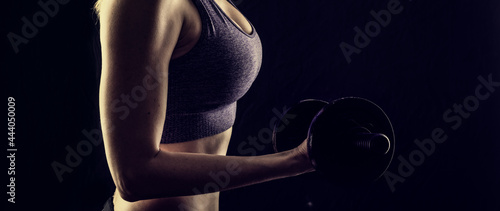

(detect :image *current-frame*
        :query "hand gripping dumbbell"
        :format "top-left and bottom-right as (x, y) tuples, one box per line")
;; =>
(272, 97), (395, 185)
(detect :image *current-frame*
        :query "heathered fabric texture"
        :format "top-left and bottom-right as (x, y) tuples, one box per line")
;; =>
(160, 0), (262, 143)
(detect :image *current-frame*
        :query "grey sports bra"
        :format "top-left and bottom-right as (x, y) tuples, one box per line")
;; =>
(160, 0), (262, 143)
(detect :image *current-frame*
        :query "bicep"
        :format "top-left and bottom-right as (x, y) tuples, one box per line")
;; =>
(98, 0), (182, 169)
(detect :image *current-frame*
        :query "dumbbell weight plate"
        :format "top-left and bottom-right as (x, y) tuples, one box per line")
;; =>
(308, 97), (395, 185)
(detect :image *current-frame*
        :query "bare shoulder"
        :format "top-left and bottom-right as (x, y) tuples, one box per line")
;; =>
(96, 0), (199, 26)
(97, 0), (186, 39)
(97, 0), (185, 16)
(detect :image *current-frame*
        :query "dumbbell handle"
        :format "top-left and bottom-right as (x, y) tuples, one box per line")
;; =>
(354, 133), (390, 155)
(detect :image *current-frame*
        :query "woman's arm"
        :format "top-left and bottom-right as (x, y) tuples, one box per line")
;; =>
(98, 0), (313, 202)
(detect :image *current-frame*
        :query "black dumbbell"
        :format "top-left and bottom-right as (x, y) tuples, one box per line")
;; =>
(272, 97), (395, 185)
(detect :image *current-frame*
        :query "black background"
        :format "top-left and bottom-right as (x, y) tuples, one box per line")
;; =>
(3, 0), (499, 210)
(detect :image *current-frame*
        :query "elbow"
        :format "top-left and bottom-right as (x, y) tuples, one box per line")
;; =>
(114, 164), (153, 202)
(111, 151), (181, 201)
(111, 149), (162, 202)
(117, 182), (141, 202)
(115, 173), (145, 202)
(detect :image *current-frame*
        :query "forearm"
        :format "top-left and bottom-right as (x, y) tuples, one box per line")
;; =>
(119, 147), (311, 201)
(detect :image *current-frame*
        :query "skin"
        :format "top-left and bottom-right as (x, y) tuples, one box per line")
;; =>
(97, 0), (314, 210)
